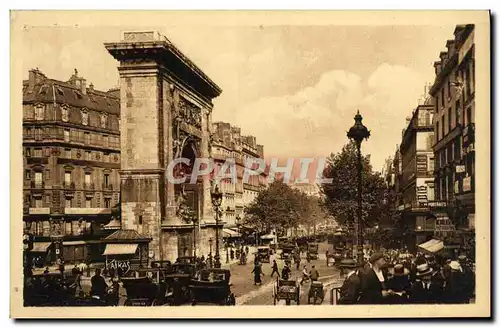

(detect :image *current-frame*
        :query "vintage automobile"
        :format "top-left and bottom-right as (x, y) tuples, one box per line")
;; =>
(307, 281), (325, 304)
(307, 243), (319, 261)
(256, 246), (271, 263)
(164, 263), (198, 305)
(189, 269), (236, 306)
(121, 276), (164, 306)
(280, 244), (295, 260)
(273, 277), (300, 305)
(24, 272), (75, 306)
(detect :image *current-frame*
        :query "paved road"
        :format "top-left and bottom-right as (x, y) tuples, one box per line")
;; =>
(239, 243), (344, 305)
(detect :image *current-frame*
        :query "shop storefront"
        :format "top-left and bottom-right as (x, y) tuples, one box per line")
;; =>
(101, 229), (151, 276)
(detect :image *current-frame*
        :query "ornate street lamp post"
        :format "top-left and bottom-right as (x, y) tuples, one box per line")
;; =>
(211, 185), (223, 268)
(347, 110), (371, 265)
(208, 237), (213, 268)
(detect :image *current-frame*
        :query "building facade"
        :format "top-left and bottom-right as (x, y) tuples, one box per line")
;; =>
(22, 68), (121, 265)
(396, 104), (444, 250)
(212, 121), (267, 234)
(429, 24), (475, 250)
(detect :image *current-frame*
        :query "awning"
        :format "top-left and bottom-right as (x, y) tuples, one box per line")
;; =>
(260, 234), (275, 239)
(30, 242), (52, 253)
(418, 239), (444, 254)
(103, 243), (138, 256)
(63, 241), (87, 246)
(223, 228), (241, 237)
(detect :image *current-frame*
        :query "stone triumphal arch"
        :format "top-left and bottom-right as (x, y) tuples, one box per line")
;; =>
(105, 31), (222, 262)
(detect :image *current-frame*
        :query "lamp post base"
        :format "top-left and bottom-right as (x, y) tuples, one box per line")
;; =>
(214, 254), (221, 268)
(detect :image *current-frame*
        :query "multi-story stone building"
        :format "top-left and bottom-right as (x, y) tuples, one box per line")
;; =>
(212, 121), (267, 236)
(396, 103), (444, 250)
(22, 68), (121, 265)
(429, 24), (475, 242)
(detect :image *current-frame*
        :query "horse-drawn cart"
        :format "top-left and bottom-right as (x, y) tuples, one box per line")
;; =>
(273, 278), (300, 305)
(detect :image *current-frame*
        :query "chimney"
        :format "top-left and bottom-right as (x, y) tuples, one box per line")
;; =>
(80, 78), (87, 95)
(433, 61), (442, 76)
(28, 68), (46, 87)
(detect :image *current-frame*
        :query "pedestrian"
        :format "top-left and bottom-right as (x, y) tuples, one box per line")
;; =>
(410, 263), (443, 304)
(270, 260), (280, 278)
(442, 260), (466, 303)
(90, 268), (108, 299)
(358, 252), (393, 304)
(386, 264), (411, 304)
(252, 262), (264, 285)
(281, 263), (291, 281)
(245, 246), (249, 256)
(338, 261), (364, 304)
(458, 255), (475, 302)
(309, 265), (319, 282)
(299, 265), (309, 285)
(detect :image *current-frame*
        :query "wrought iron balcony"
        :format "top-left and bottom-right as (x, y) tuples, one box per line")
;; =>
(63, 181), (76, 189)
(102, 183), (113, 190)
(30, 181), (45, 189)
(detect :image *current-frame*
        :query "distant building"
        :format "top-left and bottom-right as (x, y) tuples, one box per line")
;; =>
(212, 121), (267, 235)
(22, 68), (121, 265)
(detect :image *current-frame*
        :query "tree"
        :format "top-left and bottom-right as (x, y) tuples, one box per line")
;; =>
(244, 180), (304, 235)
(320, 141), (387, 229)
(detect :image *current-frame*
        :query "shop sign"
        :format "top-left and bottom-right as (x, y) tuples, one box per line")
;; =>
(463, 176), (472, 192)
(107, 259), (131, 274)
(416, 185), (428, 203)
(455, 165), (466, 173)
(459, 30), (474, 65)
(454, 181), (459, 194)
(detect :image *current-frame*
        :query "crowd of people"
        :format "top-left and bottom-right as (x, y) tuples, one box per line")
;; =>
(337, 249), (475, 304)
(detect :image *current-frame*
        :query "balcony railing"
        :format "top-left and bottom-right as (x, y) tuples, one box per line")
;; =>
(102, 183), (113, 190)
(84, 182), (95, 190)
(63, 181), (76, 189)
(30, 181), (45, 189)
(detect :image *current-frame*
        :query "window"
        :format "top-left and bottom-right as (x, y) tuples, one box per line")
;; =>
(455, 99), (461, 126)
(45, 169), (50, 180)
(104, 174), (109, 188)
(104, 198), (111, 208)
(25, 148), (31, 157)
(85, 151), (91, 161)
(64, 129), (70, 142)
(448, 108), (452, 132)
(62, 106), (69, 122)
(65, 198), (72, 208)
(435, 95), (440, 112)
(35, 105), (44, 121)
(34, 128), (42, 141)
(84, 132), (90, 145)
(441, 119), (445, 138)
(85, 198), (92, 208)
(25, 170), (31, 180)
(447, 80), (451, 99)
(64, 172), (71, 184)
(138, 215), (143, 225)
(85, 172), (91, 186)
(451, 142), (455, 161)
(81, 110), (89, 126)
(34, 197), (43, 208)
(34, 148), (42, 157)
(45, 194), (50, 205)
(65, 148), (71, 158)
(466, 107), (472, 126)
(100, 114), (107, 128)
(441, 88), (445, 107)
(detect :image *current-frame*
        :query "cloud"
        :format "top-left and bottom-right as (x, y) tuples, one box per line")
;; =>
(231, 63), (429, 171)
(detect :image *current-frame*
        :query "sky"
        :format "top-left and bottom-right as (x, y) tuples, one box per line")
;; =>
(21, 23), (456, 172)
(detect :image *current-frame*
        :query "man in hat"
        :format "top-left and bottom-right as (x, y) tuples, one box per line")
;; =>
(458, 255), (475, 303)
(338, 260), (364, 304)
(358, 252), (393, 304)
(386, 264), (411, 304)
(409, 263), (443, 303)
(442, 260), (467, 303)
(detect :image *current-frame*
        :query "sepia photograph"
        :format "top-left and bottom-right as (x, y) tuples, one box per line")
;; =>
(10, 10), (490, 318)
